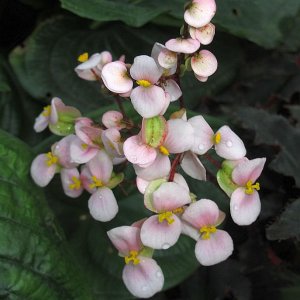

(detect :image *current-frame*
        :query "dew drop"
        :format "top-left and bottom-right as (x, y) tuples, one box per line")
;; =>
(156, 271), (162, 278)
(198, 144), (204, 151)
(142, 285), (148, 291)
(162, 243), (170, 249)
(233, 205), (238, 211)
(226, 140), (233, 147)
(55, 145), (60, 150)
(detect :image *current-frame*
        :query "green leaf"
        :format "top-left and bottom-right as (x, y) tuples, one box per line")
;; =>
(0, 129), (91, 299)
(266, 198), (300, 240)
(237, 107), (300, 187)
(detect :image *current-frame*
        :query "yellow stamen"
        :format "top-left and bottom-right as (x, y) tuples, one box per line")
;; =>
(158, 211), (174, 225)
(45, 152), (58, 167)
(78, 52), (89, 63)
(42, 105), (51, 117)
(172, 207), (184, 214)
(81, 143), (88, 150)
(159, 145), (169, 156)
(136, 79), (151, 88)
(245, 180), (260, 195)
(69, 176), (82, 190)
(213, 132), (221, 144)
(199, 225), (217, 240)
(124, 250), (140, 265)
(89, 176), (103, 189)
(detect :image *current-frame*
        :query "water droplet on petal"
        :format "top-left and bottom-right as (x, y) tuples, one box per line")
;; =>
(156, 271), (162, 278)
(198, 144), (204, 151)
(162, 243), (170, 249)
(55, 145), (60, 150)
(226, 140), (233, 147)
(142, 285), (148, 291)
(233, 205), (238, 211)
(131, 155), (137, 162)
(98, 195), (103, 200)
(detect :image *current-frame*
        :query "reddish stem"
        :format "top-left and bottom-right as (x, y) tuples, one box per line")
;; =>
(168, 153), (183, 181)
(204, 153), (221, 169)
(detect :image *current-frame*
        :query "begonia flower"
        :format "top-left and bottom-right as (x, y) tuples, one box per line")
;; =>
(141, 181), (191, 249)
(188, 115), (246, 160)
(107, 226), (164, 298)
(60, 168), (83, 198)
(80, 150), (119, 222)
(165, 38), (200, 54)
(189, 23), (216, 45)
(229, 158), (266, 225)
(184, 0), (216, 28)
(75, 51), (112, 81)
(182, 199), (233, 266)
(102, 110), (126, 130)
(191, 50), (218, 78)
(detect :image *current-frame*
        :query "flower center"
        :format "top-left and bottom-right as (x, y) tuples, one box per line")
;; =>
(124, 250), (140, 265)
(159, 145), (169, 156)
(158, 211), (174, 225)
(136, 79), (151, 88)
(69, 176), (82, 190)
(45, 152), (58, 167)
(199, 225), (216, 240)
(81, 143), (88, 150)
(89, 176), (103, 189)
(77, 52), (89, 63)
(42, 105), (51, 117)
(245, 180), (260, 195)
(213, 132), (221, 144)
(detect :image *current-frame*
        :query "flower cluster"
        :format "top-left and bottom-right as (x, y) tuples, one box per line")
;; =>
(30, 0), (266, 298)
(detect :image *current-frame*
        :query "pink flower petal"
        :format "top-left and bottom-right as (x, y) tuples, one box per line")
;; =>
(123, 135), (157, 166)
(188, 115), (214, 154)
(189, 23), (215, 45)
(96, 51), (113, 71)
(136, 177), (150, 194)
(158, 48), (177, 69)
(80, 165), (94, 193)
(130, 55), (162, 83)
(102, 110), (125, 129)
(30, 153), (56, 187)
(163, 79), (182, 102)
(214, 125), (246, 160)
(184, 0), (216, 28)
(88, 187), (118, 222)
(181, 151), (206, 180)
(75, 53), (102, 81)
(140, 214), (182, 249)
(230, 188), (261, 225)
(173, 173), (190, 191)
(75, 117), (102, 145)
(122, 257), (164, 298)
(195, 229), (233, 266)
(33, 113), (49, 132)
(133, 154), (171, 181)
(232, 157), (266, 186)
(101, 61), (133, 94)
(191, 50), (218, 77)
(181, 220), (200, 241)
(102, 128), (123, 157)
(50, 97), (64, 124)
(182, 199), (219, 228)
(70, 136), (98, 164)
(165, 38), (200, 54)
(60, 168), (83, 198)
(107, 226), (142, 255)
(130, 85), (167, 118)
(152, 182), (191, 212)
(87, 150), (113, 184)
(163, 119), (194, 153)
(194, 74), (208, 82)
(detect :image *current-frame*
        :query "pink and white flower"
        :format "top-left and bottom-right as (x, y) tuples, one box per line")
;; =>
(189, 23), (216, 45)
(102, 110), (126, 130)
(184, 0), (217, 28)
(80, 150), (119, 222)
(188, 115), (246, 160)
(107, 226), (164, 298)
(141, 181), (191, 249)
(60, 168), (83, 198)
(165, 38), (200, 54)
(182, 199), (233, 266)
(229, 157), (266, 225)
(191, 50), (218, 79)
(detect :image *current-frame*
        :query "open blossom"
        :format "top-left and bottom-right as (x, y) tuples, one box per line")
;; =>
(182, 199), (233, 266)
(107, 226), (164, 298)
(184, 0), (217, 28)
(188, 115), (246, 160)
(80, 150), (119, 222)
(60, 168), (83, 198)
(75, 51), (112, 81)
(228, 157), (266, 225)
(141, 181), (191, 249)
(124, 117), (194, 167)
(34, 97), (81, 135)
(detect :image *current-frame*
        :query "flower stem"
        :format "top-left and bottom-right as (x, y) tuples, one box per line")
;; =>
(168, 153), (183, 181)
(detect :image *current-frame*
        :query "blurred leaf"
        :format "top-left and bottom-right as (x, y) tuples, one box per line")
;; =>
(0, 129), (91, 299)
(266, 198), (300, 240)
(237, 107), (300, 187)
